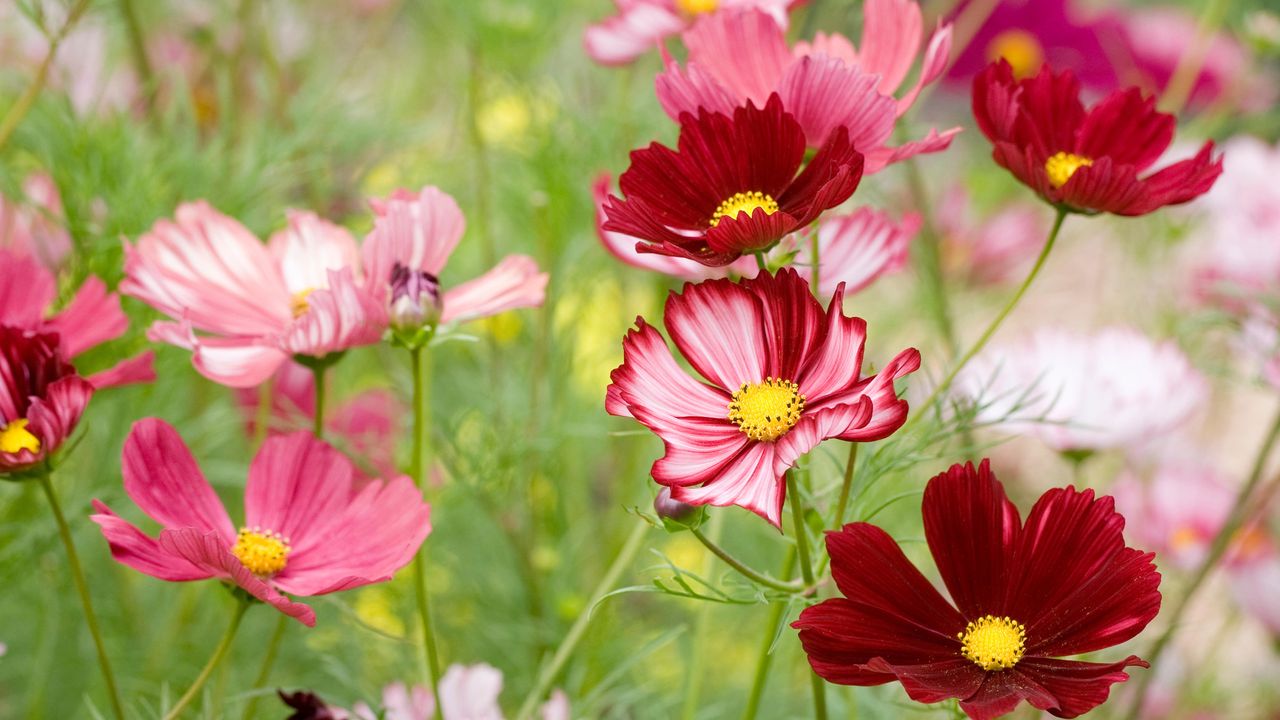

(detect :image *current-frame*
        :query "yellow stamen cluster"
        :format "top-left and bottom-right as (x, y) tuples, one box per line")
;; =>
(0, 418), (40, 454)
(711, 192), (779, 228)
(677, 0), (718, 16)
(727, 378), (805, 442)
(232, 527), (291, 577)
(1045, 152), (1094, 188)
(291, 289), (316, 318)
(986, 29), (1045, 79)
(959, 615), (1027, 671)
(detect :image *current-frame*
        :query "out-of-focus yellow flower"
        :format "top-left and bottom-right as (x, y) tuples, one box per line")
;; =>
(476, 85), (558, 150)
(478, 311), (524, 345)
(663, 533), (706, 572)
(354, 587), (407, 637)
(554, 277), (659, 397)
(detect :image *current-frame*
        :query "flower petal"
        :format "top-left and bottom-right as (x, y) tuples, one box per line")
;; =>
(121, 418), (236, 540)
(267, 210), (364, 295)
(671, 442), (784, 528)
(606, 318), (729, 421)
(243, 431), (358, 559)
(583, 2), (683, 66)
(798, 207), (919, 298)
(363, 186), (466, 289)
(682, 9), (792, 106)
(85, 351), (157, 389)
(441, 254), (548, 324)
(0, 249), (55, 327)
(777, 54), (896, 150)
(90, 500), (212, 581)
(24, 374), (92, 459)
(1025, 547), (1160, 658)
(1014, 656), (1149, 719)
(664, 277), (767, 390)
(280, 267), (387, 357)
(1076, 88), (1174, 171)
(856, 0), (925, 95)
(829, 347), (921, 441)
(149, 319), (289, 388)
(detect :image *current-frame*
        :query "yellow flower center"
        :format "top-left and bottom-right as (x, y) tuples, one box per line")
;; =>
(677, 0), (718, 16)
(0, 418), (40, 454)
(959, 615), (1027, 671)
(727, 378), (805, 442)
(1045, 152), (1094, 188)
(290, 289), (315, 318)
(986, 29), (1045, 79)
(711, 192), (779, 228)
(232, 527), (291, 577)
(1170, 525), (1202, 552)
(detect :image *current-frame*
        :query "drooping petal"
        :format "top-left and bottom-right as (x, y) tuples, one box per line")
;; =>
(120, 418), (236, 541)
(1119, 142), (1224, 216)
(268, 210), (364, 295)
(862, 127), (961, 175)
(895, 22), (953, 114)
(362, 186), (467, 290)
(671, 442), (784, 528)
(645, 413), (750, 491)
(772, 400), (872, 470)
(440, 255), (548, 324)
(1014, 656), (1149, 719)
(85, 351), (157, 389)
(957, 670), (1057, 720)
(44, 276), (128, 358)
(663, 277), (767, 390)
(90, 500), (213, 581)
(149, 319), (289, 389)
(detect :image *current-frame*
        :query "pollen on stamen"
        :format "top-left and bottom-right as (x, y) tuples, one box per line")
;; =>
(291, 289), (316, 318)
(711, 191), (779, 228)
(0, 418), (40, 455)
(1044, 152), (1094, 188)
(232, 526), (291, 577)
(958, 614), (1027, 671)
(727, 377), (805, 442)
(677, 0), (718, 16)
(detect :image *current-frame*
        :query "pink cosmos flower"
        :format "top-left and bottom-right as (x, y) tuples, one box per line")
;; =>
(123, 203), (387, 388)
(234, 360), (402, 477)
(1236, 306), (1280, 390)
(654, 2), (958, 172)
(363, 187), (548, 329)
(0, 249), (155, 389)
(583, 0), (797, 66)
(936, 187), (1048, 286)
(0, 327), (93, 474)
(1229, 551), (1280, 635)
(349, 664), (570, 720)
(0, 173), (72, 271)
(606, 268), (920, 527)
(90, 418), (430, 626)
(953, 327), (1207, 454)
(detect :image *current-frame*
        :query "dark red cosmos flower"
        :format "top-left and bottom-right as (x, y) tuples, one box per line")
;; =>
(794, 460), (1161, 719)
(0, 327), (93, 474)
(602, 93), (864, 267)
(973, 59), (1222, 216)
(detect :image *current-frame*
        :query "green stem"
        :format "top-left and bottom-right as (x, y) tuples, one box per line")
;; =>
(117, 0), (155, 114)
(754, 251), (768, 272)
(680, 518), (723, 720)
(312, 366), (326, 439)
(740, 548), (797, 720)
(905, 209), (1067, 433)
(786, 472), (826, 720)
(165, 600), (249, 720)
(38, 473), (125, 720)
(809, 228), (821, 297)
(240, 614), (287, 720)
(410, 346), (446, 718)
(833, 442), (858, 529)
(904, 155), (959, 356)
(0, 0), (93, 152)
(1124, 399), (1280, 720)
(689, 526), (804, 593)
(513, 522), (648, 720)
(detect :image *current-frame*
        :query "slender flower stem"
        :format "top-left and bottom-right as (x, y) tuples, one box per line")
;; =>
(38, 473), (125, 720)
(740, 548), (797, 720)
(312, 366), (327, 439)
(905, 209), (1068, 432)
(165, 599), (249, 720)
(0, 0), (92, 152)
(514, 521), (648, 720)
(786, 472), (826, 720)
(904, 156), (959, 356)
(689, 526), (804, 593)
(809, 228), (821, 297)
(833, 442), (858, 529)
(754, 251), (768, 272)
(1125, 400), (1280, 720)
(240, 615), (286, 720)
(409, 346), (446, 718)
(1158, 0), (1232, 114)
(117, 0), (156, 114)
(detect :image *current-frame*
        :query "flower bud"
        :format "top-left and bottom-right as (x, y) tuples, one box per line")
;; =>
(389, 263), (443, 332)
(654, 487), (703, 529)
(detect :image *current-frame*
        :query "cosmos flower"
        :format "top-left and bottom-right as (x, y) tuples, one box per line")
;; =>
(0, 173), (72, 270)
(0, 327), (93, 475)
(123, 203), (387, 388)
(794, 460), (1161, 719)
(91, 418), (431, 626)
(341, 664), (570, 720)
(1229, 551), (1280, 636)
(936, 187), (1047, 286)
(0, 249), (155, 389)
(953, 326), (1207, 454)
(583, 0), (797, 66)
(655, 2), (957, 172)
(972, 60), (1222, 216)
(606, 268), (920, 527)
(602, 95), (864, 267)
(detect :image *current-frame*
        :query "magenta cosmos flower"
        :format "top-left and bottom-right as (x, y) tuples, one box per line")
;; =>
(602, 95), (864, 267)
(91, 418), (431, 626)
(606, 269), (920, 527)
(794, 460), (1161, 719)
(655, 1), (957, 172)
(122, 203), (387, 387)
(1, 249), (155, 389)
(0, 327), (93, 474)
(583, 0), (798, 66)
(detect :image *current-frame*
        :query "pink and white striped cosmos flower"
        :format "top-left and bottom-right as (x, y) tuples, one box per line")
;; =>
(362, 186), (548, 330)
(655, 0), (958, 172)
(0, 249), (155, 389)
(606, 268), (920, 527)
(91, 418), (431, 626)
(583, 0), (798, 66)
(122, 203), (387, 388)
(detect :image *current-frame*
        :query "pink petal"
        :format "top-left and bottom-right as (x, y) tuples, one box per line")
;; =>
(439, 663), (505, 720)
(85, 351), (157, 389)
(607, 319), (730, 423)
(682, 9), (793, 105)
(777, 54), (898, 150)
(663, 278), (768, 390)
(797, 207), (920, 298)
(149, 319), (289, 388)
(280, 267), (387, 357)
(90, 500), (213, 581)
(0, 249), (55, 327)
(862, 126), (961, 175)
(45, 276), (128, 358)
(362, 186), (466, 292)
(120, 418), (236, 540)
(895, 22), (952, 116)
(440, 255), (548, 324)
(643, 412), (750, 488)
(583, 2), (684, 66)
(268, 210), (364, 295)
(654, 56), (742, 126)
(121, 201), (292, 337)
(244, 431), (357, 557)
(855, 0), (925, 95)
(830, 348), (922, 441)
(773, 399), (873, 471)
(25, 374), (93, 458)
(797, 287), (867, 401)
(673, 442), (784, 528)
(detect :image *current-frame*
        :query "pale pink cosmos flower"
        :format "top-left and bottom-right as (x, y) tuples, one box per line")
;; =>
(122, 203), (387, 387)
(0, 249), (155, 389)
(584, 0), (797, 66)
(91, 418), (430, 626)
(655, 1), (958, 172)
(350, 664), (570, 720)
(607, 269), (920, 527)
(1229, 551), (1280, 635)
(362, 187), (548, 327)
(953, 327), (1207, 454)
(936, 186), (1048, 286)
(1112, 459), (1246, 571)
(0, 174), (73, 271)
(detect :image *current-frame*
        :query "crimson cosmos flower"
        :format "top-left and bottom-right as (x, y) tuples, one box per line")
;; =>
(606, 269), (919, 527)
(602, 94), (864, 267)
(794, 460), (1161, 719)
(0, 327), (93, 474)
(972, 59), (1222, 216)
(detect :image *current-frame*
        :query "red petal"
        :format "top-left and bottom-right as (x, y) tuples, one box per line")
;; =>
(615, 144), (718, 230)
(958, 670), (1056, 720)
(1075, 87), (1173, 171)
(1056, 156), (1145, 214)
(1016, 656), (1148, 719)
(671, 442), (785, 527)
(703, 208), (798, 255)
(664, 278), (768, 390)
(1010, 65), (1086, 157)
(797, 285), (867, 402)
(742, 268), (826, 380)
(1121, 141), (1224, 216)
(1025, 547), (1161, 657)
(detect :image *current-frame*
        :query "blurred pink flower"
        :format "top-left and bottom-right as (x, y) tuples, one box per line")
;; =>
(1229, 551), (1280, 635)
(0, 174), (73, 271)
(363, 186), (548, 326)
(0, 328), (93, 474)
(350, 664), (570, 720)
(0, 249), (155, 389)
(584, 0), (797, 66)
(954, 327), (1207, 454)
(937, 187), (1047, 286)
(1236, 306), (1280, 390)
(91, 418), (430, 626)
(655, 2), (957, 172)
(123, 204), (387, 387)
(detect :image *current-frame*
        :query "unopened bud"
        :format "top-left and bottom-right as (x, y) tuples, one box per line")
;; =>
(654, 487), (700, 525)
(389, 263), (442, 331)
